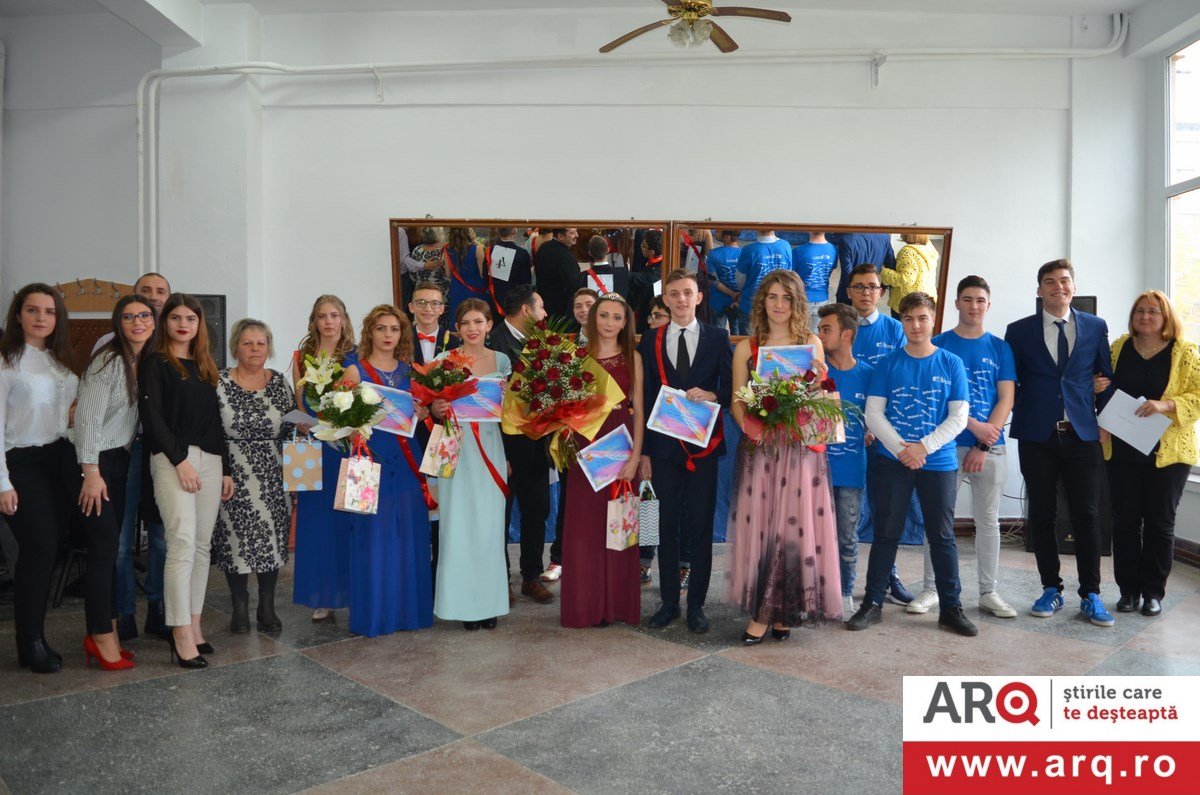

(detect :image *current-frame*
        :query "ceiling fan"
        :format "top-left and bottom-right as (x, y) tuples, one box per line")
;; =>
(599, 0), (792, 54)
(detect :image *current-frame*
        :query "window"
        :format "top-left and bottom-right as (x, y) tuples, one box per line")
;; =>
(1168, 38), (1200, 342)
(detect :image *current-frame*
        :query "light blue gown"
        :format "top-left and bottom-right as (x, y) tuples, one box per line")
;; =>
(434, 351), (511, 622)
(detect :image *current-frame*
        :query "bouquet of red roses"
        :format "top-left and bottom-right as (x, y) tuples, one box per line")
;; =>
(410, 348), (478, 431)
(735, 369), (854, 449)
(502, 317), (624, 469)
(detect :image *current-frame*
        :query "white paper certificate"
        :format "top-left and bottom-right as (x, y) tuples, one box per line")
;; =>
(1097, 389), (1172, 456)
(490, 246), (516, 282)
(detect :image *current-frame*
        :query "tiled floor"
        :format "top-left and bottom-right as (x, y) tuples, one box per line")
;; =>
(1, 539), (1198, 794)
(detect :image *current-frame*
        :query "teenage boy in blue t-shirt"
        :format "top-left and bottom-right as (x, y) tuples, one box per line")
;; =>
(914, 275), (1018, 619)
(736, 232), (792, 320)
(707, 230), (742, 332)
(817, 303), (874, 618)
(793, 231), (838, 327)
(847, 291), (978, 637)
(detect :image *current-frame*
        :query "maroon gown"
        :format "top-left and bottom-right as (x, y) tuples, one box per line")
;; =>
(560, 354), (641, 628)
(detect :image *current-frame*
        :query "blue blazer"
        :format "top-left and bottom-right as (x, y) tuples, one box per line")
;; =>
(638, 322), (733, 462)
(1004, 310), (1113, 442)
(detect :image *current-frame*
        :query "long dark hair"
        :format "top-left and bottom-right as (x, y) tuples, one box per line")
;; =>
(154, 293), (218, 385)
(585, 295), (637, 383)
(90, 295), (156, 404)
(0, 283), (74, 370)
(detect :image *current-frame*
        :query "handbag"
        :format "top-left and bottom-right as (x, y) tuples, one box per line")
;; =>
(333, 455), (382, 515)
(605, 480), (640, 551)
(637, 479), (659, 547)
(419, 423), (463, 479)
(282, 432), (323, 492)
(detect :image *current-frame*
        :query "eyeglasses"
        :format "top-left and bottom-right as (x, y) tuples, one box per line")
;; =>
(412, 299), (445, 309)
(1134, 307), (1163, 316)
(649, 312), (669, 321)
(120, 312), (154, 323)
(849, 284), (882, 293)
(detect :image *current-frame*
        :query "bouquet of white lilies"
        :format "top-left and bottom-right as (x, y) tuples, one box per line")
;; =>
(297, 352), (386, 453)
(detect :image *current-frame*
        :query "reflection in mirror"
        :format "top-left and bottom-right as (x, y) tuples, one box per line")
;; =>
(671, 224), (950, 338)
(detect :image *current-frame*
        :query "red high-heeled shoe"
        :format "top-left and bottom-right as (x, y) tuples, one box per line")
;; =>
(83, 636), (136, 671)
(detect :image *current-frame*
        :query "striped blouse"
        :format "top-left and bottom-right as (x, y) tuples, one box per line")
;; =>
(72, 351), (139, 465)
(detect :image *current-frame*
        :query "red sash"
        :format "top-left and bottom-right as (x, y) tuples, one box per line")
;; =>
(442, 245), (487, 295)
(482, 246), (506, 318)
(359, 359), (437, 510)
(653, 325), (723, 472)
(585, 267), (607, 293)
(680, 229), (707, 274)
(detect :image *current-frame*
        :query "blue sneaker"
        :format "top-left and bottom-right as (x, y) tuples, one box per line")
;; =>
(1081, 593), (1115, 627)
(885, 572), (914, 605)
(1030, 587), (1064, 617)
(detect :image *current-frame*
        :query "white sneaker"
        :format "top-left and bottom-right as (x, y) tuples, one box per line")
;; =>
(906, 589), (939, 614)
(540, 563), (562, 582)
(979, 591), (1017, 618)
(841, 595), (856, 620)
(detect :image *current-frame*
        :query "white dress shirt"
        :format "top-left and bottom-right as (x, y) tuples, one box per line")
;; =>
(1, 344), (79, 491)
(1042, 308), (1076, 364)
(858, 309), (880, 326)
(666, 319), (699, 370)
(414, 325), (439, 363)
(505, 319), (526, 341)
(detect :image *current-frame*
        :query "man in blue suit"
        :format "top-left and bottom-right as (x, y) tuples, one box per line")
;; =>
(1005, 259), (1115, 626)
(639, 269), (732, 633)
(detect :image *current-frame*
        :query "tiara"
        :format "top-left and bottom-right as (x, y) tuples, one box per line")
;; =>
(600, 292), (627, 303)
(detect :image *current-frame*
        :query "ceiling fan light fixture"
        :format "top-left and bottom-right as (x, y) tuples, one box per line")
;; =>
(668, 18), (713, 48)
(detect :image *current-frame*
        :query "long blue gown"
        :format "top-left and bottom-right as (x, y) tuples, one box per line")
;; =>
(345, 352), (434, 636)
(447, 245), (488, 321)
(292, 351), (351, 610)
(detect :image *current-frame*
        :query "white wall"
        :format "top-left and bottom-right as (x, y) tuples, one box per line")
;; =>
(0, 5), (1161, 522)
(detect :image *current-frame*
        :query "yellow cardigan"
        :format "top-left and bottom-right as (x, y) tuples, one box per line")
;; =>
(881, 243), (938, 314)
(1102, 333), (1200, 467)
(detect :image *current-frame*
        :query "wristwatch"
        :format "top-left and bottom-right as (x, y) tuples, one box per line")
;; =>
(975, 442), (992, 453)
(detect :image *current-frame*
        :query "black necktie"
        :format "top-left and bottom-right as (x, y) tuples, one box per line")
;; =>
(1055, 320), (1068, 375)
(676, 328), (691, 385)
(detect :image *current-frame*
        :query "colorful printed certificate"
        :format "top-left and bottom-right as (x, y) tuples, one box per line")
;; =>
(373, 385), (417, 438)
(450, 378), (503, 423)
(647, 386), (720, 447)
(578, 425), (634, 492)
(755, 345), (815, 378)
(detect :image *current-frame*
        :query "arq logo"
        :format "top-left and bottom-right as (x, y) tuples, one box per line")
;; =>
(923, 680), (1040, 725)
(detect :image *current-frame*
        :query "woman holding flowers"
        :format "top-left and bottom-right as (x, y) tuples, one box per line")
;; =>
(430, 299), (510, 630)
(560, 293), (644, 628)
(292, 295), (356, 623)
(726, 270), (842, 644)
(342, 304), (434, 636)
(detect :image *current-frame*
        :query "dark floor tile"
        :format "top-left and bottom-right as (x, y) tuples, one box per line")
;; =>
(1086, 648), (1200, 676)
(0, 653), (459, 795)
(479, 655), (901, 795)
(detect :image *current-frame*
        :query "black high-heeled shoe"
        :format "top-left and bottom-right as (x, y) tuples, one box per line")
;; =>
(167, 635), (208, 669)
(742, 630), (765, 645)
(480, 617), (498, 629)
(196, 642), (215, 655)
(771, 628), (791, 641)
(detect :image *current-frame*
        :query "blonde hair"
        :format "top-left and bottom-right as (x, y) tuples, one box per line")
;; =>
(901, 233), (930, 245)
(229, 318), (274, 359)
(358, 305), (414, 364)
(299, 295), (355, 360)
(749, 270), (810, 345)
(1128, 290), (1182, 342)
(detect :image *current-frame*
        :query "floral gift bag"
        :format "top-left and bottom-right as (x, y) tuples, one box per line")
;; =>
(333, 455), (381, 515)
(605, 481), (640, 552)
(419, 423), (462, 479)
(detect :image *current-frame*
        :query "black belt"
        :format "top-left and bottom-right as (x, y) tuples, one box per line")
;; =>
(1055, 420), (1075, 434)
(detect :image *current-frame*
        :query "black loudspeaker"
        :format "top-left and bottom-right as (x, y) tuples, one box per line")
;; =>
(1023, 476), (1113, 556)
(195, 294), (227, 369)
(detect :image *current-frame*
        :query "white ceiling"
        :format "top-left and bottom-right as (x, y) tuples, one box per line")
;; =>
(0, 0), (1152, 17)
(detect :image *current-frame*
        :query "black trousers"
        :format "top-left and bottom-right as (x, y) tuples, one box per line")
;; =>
(79, 447), (130, 635)
(502, 433), (550, 583)
(5, 438), (78, 647)
(1017, 431), (1103, 598)
(652, 453), (717, 612)
(1107, 457), (1188, 601)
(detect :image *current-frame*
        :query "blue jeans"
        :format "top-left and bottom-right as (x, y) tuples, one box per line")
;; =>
(115, 438), (166, 615)
(831, 485), (861, 598)
(863, 456), (961, 610)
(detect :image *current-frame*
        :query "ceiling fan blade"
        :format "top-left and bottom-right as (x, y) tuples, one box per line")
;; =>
(599, 19), (673, 53)
(707, 20), (740, 52)
(657, 0), (682, 5)
(710, 6), (792, 22)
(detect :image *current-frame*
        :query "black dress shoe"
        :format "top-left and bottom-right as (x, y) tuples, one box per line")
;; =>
(647, 604), (680, 628)
(846, 602), (883, 631)
(462, 621), (481, 630)
(116, 614), (140, 642)
(686, 608), (709, 634)
(196, 642), (215, 655)
(481, 617), (498, 629)
(742, 630), (765, 645)
(25, 639), (62, 674)
(938, 605), (979, 637)
(771, 628), (791, 641)
(1141, 597), (1162, 617)
(1116, 594), (1141, 613)
(144, 601), (169, 639)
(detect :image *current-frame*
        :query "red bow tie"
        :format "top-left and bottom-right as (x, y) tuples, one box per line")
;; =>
(418, 333), (437, 343)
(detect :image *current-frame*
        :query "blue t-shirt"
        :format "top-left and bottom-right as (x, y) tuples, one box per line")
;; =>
(826, 359), (874, 489)
(867, 347), (970, 472)
(737, 239), (793, 315)
(852, 312), (906, 366)
(931, 330), (1017, 447)
(706, 245), (741, 315)
(791, 242), (838, 303)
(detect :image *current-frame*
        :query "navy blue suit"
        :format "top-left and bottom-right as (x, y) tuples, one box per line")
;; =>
(1005, 309), (1112, 598)
(638, 322), (732, 612)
